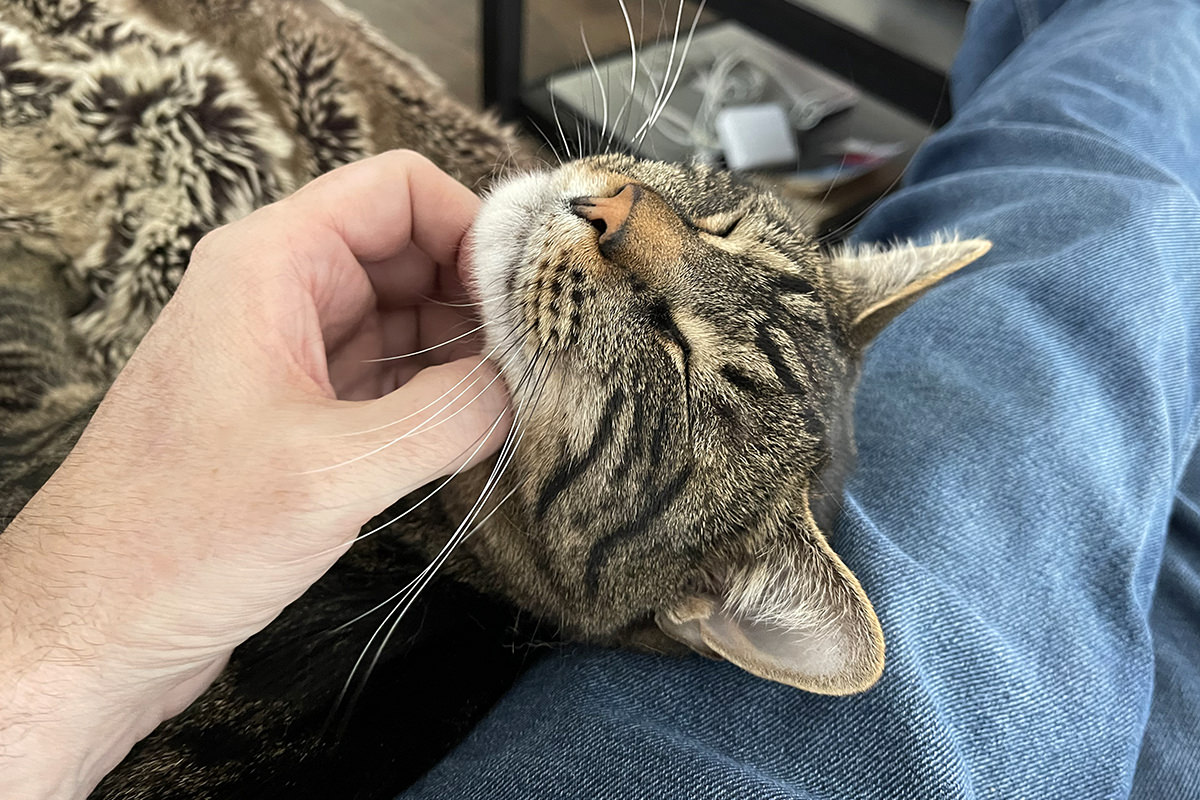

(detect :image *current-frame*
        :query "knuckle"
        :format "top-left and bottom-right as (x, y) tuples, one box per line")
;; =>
(386, 148), (432, 171)
(188, 227), (224, 265)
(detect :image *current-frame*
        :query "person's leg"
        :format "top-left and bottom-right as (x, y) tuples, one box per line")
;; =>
(859, 2), (1200, 789)
(400, 1), (1200, 797)
(1129, 454), (1200, 800)
(948, 0), (1076, 107)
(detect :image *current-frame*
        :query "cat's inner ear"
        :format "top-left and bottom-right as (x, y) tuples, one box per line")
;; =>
(831, 236), (991, 348)
(656, 500), (885, 695)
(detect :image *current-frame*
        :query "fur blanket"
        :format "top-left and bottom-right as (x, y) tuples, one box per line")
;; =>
(0, 0), (531, 524)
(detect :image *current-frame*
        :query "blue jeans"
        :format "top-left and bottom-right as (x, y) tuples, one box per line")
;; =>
(401, 0), (1200, 796)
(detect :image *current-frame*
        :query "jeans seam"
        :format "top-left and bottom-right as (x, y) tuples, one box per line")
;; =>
(925, 122), (1200, 212)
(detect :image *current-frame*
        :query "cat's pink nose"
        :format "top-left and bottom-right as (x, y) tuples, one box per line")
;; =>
(570, 183), (642, 253)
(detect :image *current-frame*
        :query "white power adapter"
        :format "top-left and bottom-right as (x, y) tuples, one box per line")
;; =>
(715, 102), (798, 171)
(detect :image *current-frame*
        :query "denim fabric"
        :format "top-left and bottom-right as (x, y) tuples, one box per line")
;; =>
(399, 0), (1200, 796)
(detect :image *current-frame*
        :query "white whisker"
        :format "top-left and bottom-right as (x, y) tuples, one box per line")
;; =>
(322, 318), (531, 441)
(415, 288), (518, 309)
(291, 339), (542, 569)
(580, 25), (608, 147)
(335, 350), (558, 713)
(549, 84), (572, 161)
(616, 0), (638, 143)
(606, 0), (643, 152)
(636, 0), (705, 150)
(306, 344), (527, 472)
(361, 322), (486, 362)
(644, 0), (705, 143)
(364, 350), (556, 634)
(632, 0), (684, 145)
(328, 474), (530, 634)
(315, 345), (500, 445)
(526, 116), (567, 166)
(287, 392), (514, 566)
(332, 571), (426, 633)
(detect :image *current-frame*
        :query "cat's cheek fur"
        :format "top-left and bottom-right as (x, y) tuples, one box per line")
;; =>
(466, 171), (550, 350)
(468, 161), (642, 326)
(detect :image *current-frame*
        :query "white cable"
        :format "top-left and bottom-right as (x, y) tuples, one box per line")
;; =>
(631, 48), (850, 163)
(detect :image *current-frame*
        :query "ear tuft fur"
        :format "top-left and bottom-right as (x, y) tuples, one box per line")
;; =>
(657, 504), (884, 695)
(830, 234), (991, 348)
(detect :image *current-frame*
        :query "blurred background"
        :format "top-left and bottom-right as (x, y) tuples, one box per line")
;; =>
(341, 0), (970, 230)
(342, 0), (704, 110)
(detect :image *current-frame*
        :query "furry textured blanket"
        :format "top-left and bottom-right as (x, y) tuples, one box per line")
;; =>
(0, 0), (530, 524)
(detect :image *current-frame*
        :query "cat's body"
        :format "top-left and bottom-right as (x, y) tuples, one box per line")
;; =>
(0, 1), (989, 798)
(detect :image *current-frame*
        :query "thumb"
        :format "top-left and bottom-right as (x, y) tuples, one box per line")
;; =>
(313, 356), (513, 505)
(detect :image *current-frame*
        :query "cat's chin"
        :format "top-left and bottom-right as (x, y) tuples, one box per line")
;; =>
(466, 170), (551, 368)
(466, 163), (617, 393)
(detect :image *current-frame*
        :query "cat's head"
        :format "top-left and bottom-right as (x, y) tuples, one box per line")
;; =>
(450, 153), (988, 695)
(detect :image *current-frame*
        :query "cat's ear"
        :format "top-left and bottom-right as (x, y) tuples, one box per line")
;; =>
(656, 500), (884, 695)
(830, 236), (991, 348)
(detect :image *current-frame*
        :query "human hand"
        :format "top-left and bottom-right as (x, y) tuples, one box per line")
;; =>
(0, 151), (511, 799)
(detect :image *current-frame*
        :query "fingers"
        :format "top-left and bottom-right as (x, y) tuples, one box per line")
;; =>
(278, 150), (481, 350)
(286, 150), (480, 268)
(178, 151), (485, 389)
(316, 356), (514, 500)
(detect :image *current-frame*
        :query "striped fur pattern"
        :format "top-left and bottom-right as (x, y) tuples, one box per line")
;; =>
(457, 157), (986, 694)
(455, 154), (884, 693)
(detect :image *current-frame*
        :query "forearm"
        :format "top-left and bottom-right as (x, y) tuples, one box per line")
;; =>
(0, 510), (222, 800)
(0, 653), (147, 800)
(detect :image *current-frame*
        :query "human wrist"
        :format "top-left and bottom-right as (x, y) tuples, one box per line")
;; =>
(0, 649), (142, 800)
(0, 516), (224, 799)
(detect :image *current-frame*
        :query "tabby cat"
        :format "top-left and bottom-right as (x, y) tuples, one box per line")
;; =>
(0, 0), (988, 797)
(460, 155), (989, 693)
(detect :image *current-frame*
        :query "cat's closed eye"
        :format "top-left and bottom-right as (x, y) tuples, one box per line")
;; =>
(720, 364), (765, 393)
(693, 211), (743, 237)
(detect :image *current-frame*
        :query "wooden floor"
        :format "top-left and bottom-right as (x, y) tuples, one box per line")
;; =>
(340, 0), (707, 109)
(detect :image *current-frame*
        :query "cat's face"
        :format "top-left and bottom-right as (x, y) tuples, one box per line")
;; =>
(449, 153), (989, 694)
